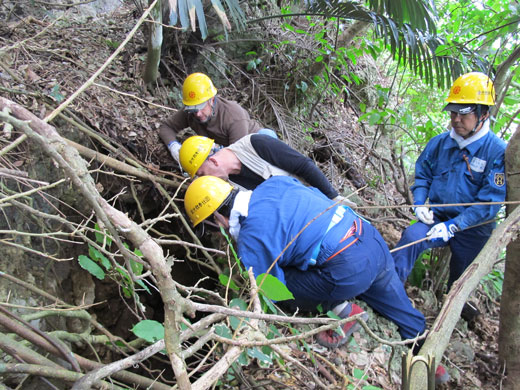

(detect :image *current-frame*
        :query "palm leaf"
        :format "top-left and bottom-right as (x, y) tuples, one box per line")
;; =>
(168, 0), (178, 25)
(165, 0), (245, 40)
(365, 0), (437, 33)
(210, 0), (232, 37)
(308, 0), (488, 88)
(217, 0), (245, 29)
(177, 0), (189, 30)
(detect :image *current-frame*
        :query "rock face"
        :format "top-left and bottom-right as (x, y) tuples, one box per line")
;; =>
(1, 0), (124, 21)
(76, 0), (124, 17)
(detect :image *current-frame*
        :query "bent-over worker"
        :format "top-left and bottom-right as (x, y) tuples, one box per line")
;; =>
(184, 175), (425, 346)
(179, 134), (355, 206)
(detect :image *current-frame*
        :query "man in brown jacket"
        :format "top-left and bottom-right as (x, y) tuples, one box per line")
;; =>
(159, 72), (276, 163)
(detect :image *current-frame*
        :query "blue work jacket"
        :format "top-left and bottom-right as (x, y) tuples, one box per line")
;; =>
(412, 128), (506, 230)
(236, 176), (355, 284)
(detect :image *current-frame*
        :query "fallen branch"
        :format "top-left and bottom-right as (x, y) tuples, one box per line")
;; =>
(410, 205), (520, 388)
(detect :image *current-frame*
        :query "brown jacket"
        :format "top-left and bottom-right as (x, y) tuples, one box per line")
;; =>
(159, 97), (262, 146)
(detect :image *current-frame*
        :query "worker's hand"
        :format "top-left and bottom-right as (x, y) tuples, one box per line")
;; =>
(414, 206), (434, 225)
(167, 141), (182, 163)
(334, 195), (356, 208)
(427, 220), (459, 242)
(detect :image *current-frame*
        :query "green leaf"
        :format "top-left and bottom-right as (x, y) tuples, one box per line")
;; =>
(261, 294), (278, 314)
(229, 298), (248, 330)
(88, 246), (111, 270)
(354, 368), (368, 380)
(94, 223), (112, 246)
(368, 112), (382, 125)
(78, 255), (105, 280)
(214, 324), (232, 339)
(130, 258), (143, 276)
(267, 324), (282, 339)
(122, 286), (132, 298)
(229, 298), (247, 311)
(218, 274), (240, 291)
(131, 320), (164, 343)
(247, 347), (272, 364)
(219, 226), (242, 272)
(135, 279), (151, 294)
(256, 273), (294, 301)
(49, 85), (64, 103)
(237, 350), (250, 365)
(362, 386), (383, 390)
(503, 95), (520, 105)
(434, 44), (450, 56)
(229, 315), (243, 330)
(326, 310), (341, 320)
(403, 113), (413, 127)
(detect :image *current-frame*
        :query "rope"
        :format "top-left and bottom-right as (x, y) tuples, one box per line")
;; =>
(356, 200), (520, 211)
(389, 217), (501, 253)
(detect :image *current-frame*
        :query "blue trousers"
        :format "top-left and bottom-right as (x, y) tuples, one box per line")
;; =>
(392, 220), (494, 288)
(284, 222), (426, 340)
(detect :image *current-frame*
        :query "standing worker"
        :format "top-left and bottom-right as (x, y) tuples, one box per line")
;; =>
(184, 175), (449, 384)
(178, 134), (355, 205)
(392, 72), (506, 318)
(159, 72), (277, 164)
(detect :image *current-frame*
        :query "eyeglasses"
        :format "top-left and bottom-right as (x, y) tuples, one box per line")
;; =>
(184, 101), (208, 114)
(450, 111), (475, 119)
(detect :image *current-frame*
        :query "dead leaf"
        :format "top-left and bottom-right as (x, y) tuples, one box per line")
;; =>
(25, 67), (41, 83)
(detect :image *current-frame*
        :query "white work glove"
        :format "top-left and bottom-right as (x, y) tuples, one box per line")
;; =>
(426, 220), (459, 243)
(414, 205), (434, 225)
(334, 195), (357, 208)
(167, 141), (182, 163)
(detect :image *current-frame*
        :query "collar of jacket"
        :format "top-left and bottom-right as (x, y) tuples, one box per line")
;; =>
(447, 119), (490, 151)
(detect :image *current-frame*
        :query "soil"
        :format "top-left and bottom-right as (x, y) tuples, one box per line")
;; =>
(0, 1), (505, 389)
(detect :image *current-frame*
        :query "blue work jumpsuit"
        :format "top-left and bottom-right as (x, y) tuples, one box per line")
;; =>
(237, 176), (425, 340)
(392, 128), (506, 288)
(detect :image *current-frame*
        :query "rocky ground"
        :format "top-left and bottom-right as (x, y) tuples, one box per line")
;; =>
(0, 1), (505, 389)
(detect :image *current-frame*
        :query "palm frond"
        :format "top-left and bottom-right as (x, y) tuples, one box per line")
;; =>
(365, 0), (437, 33)
(309, 0), (488, 88)
(165, 0), (245, 40)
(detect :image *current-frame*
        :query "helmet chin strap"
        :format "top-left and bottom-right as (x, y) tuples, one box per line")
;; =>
(196, 97), (216, 124)
(210, 96), (216, 119)
(468, 105), (484, 137)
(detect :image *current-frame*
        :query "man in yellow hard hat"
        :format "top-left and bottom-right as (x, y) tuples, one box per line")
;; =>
(178, 134), (356, 206)
(183, 175), (427, 351)
(159, 72), (276, 164)
(392, 72), (506, 341)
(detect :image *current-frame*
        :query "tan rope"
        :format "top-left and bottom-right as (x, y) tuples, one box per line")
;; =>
(357, 200), (520, 211)
(390, 217), (501, 253)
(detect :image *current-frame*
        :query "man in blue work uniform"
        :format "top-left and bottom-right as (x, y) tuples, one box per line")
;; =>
(184, 175), (426, 351)
(392, 72), (506, 310)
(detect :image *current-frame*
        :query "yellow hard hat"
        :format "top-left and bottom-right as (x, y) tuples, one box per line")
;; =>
(180, 136), (214, 178)
(445, 72), (495, 106)
(184, 176), (232, 226)
(182, 73), (217, 107)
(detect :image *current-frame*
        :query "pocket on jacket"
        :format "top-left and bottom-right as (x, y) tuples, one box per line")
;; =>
(429, 169), (449, 200)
